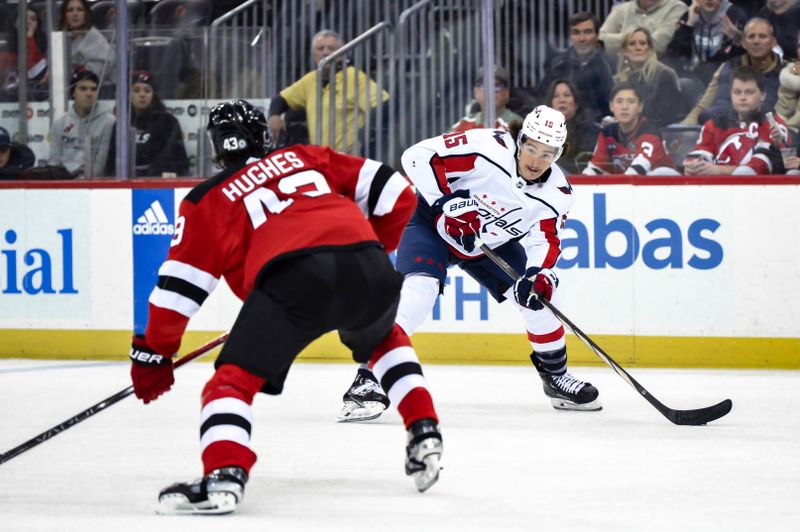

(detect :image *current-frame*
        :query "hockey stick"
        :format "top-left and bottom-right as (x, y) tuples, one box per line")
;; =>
(0, 332), (229, 466)
(474, 237), (732, 426)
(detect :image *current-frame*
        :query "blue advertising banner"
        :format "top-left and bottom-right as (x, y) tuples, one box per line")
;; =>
(132, 189), (175, 334)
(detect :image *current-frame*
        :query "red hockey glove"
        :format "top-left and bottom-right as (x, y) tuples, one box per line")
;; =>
(130, 335), (174, 404)
(513, 267), (558, 310)
(432, 190), (481, 252)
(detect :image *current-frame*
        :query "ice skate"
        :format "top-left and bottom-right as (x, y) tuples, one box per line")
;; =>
(538, 369), (602, 411)
(337, 368), (391, 422)
(156, 466), (247, 515)
(405, 418), (443, 492)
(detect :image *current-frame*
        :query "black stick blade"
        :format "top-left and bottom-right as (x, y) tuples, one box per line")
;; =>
(665, 399), (733, 426)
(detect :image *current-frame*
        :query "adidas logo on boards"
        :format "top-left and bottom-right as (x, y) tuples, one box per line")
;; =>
(133, 200), (174, 235)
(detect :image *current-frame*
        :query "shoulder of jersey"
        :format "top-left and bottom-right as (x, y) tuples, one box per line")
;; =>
(184, 165), (240, 205)
(463, 129), (516, 160)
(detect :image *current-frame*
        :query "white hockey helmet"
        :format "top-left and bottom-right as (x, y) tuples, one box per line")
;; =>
(518, 105), (567, 160)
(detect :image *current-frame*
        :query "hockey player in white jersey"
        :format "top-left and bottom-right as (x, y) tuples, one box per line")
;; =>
(339, 105), (600, 419)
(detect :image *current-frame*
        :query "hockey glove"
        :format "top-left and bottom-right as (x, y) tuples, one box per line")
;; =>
(130, 335), (174, 404)
(432, 190), (481, 252)
(513, 267), (558, 310)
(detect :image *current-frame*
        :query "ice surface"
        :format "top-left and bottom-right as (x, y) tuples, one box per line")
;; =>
(1, 360), (798, 531)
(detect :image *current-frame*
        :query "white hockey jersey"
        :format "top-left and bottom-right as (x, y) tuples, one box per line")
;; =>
(401, 128), (574, 270)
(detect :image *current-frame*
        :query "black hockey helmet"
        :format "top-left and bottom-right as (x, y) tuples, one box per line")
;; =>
(208, 99), (274, 163)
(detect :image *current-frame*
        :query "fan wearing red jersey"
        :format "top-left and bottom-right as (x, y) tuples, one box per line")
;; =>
(684, 66), (789, 175)
(129, 100), (442, 515)
(583, 81), (675, 175)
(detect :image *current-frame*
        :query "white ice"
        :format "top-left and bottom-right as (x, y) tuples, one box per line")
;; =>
(0, 359), (798, 532)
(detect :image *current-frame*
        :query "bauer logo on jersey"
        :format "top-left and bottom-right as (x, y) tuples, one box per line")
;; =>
(133, 200), (175, 236)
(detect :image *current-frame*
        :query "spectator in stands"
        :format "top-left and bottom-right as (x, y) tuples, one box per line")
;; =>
(536, 11), (615, 122)
(0, 6), (49, 101)
(664, 0), (748, 85)
(682, 18), (784, 125)
(0, 127), (35, 180)
(48, 67), (115, 179)
(449, 66), (523, 134)
(545, 79), (598, 173)
(584, 82), (675, 175)
(106, 71), (190, 178)
(600, 0), (688, 57)
(754, 0), (800, 61)
(267, 29), (389, 154)
(731, 0), (768, 18)
(776, 34), (800, 128)
(58, 0), (115, 80)
(684, 66), (789, 175)
(613, 26), (683, 127)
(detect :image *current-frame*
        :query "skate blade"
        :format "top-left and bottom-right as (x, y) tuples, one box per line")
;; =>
(550, 397), (603, 411)
(156, 492), (238, 515)
(413, 454), (442, 492)
(336, 400), (387, 423)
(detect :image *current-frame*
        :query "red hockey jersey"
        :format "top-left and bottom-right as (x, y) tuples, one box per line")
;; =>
(144, 144), (416, 356)
(689, 112), (790, 174)
(584, 118), (672, 175)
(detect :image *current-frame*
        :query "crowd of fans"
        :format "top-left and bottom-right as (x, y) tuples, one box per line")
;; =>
(0, 0), (799, 179)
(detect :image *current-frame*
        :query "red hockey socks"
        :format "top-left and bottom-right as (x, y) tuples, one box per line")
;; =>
(369, 324), (438, 427)
(200, 364), (266, 476)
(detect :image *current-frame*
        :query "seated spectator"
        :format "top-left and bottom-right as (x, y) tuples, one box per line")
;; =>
(267, 29), (389, 154)
(0, 127), (35, 180)
(776, 33), (800, 128)
(105, 71), (190, 178)
(600, 0), (688, 57)
(613, 26), (683, 127)
(664, 0), (748, 85)
(583, 82), (675, 175)
(684, 66), (790, 175)
(545, 79), (599, 173)
(754, 0), (800, 61)
(58, 0), (115, 80)
(785, 152), (800, 173)
(682, 18), (785, 125)
(48, 67), (115, 179)
(536, 11), (614, 121)
(449, 66), (523, 133)
(0, 6), (49, 101)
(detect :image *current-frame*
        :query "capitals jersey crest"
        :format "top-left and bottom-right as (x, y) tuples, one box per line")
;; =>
(401, 128), (573, 270)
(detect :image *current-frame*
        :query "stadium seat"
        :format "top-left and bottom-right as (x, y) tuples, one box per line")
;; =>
(91, 0), (144, 30)
(147, 0), (212, 28)
(679, 77), (706, 117)
(661, 125), (702, 171)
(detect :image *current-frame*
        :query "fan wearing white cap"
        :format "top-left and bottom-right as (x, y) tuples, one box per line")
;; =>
(337, 103), (602, 418)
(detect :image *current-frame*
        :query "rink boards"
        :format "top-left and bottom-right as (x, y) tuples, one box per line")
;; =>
(0, 177), (798, 368)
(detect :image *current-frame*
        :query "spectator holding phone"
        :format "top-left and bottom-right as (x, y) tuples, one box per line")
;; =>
(684, 66), (790, 175)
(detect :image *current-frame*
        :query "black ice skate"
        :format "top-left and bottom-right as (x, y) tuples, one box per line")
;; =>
(532, 355), (602, 411)
(405, 418), (443, 492)
(156, 466), (247, 515)
(337, 368), (391, 422)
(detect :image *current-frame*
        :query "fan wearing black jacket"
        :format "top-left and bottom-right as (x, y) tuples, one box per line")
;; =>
(107, 71), (189, 178)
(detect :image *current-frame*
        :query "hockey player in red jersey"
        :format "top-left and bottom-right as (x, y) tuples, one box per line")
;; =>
(583, 82), (674, 175)
(684, 66), (790, 175)
(341, 105), (602, 418)
(128, 99), (442, 515)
